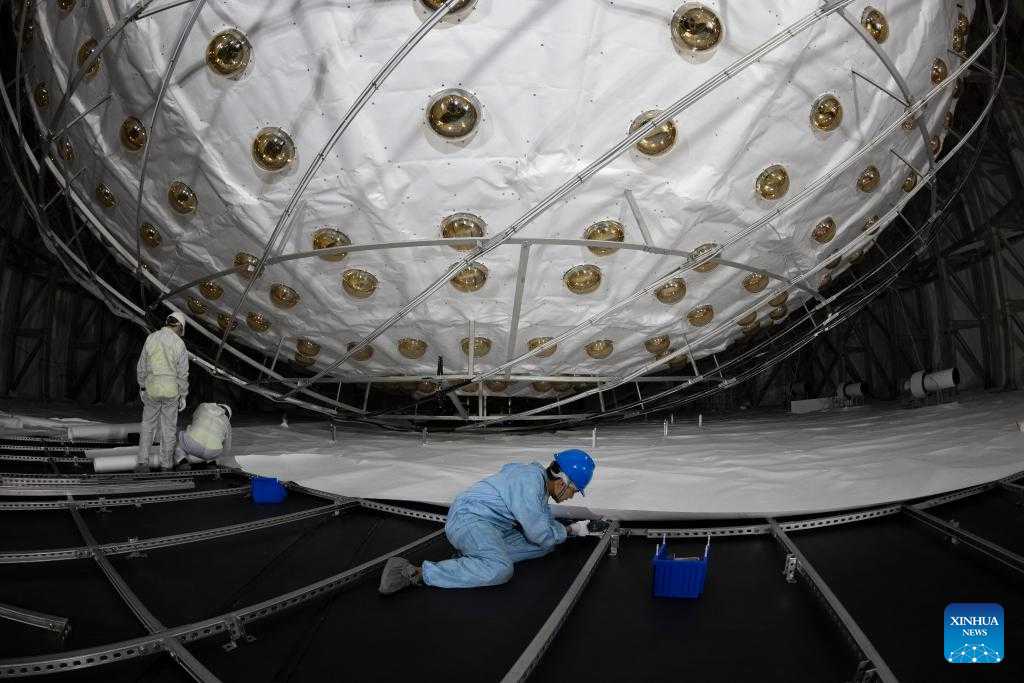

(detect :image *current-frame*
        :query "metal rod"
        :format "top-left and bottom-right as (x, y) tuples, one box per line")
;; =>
(46, 95), (113, 143)
(903, 506), (1024, 576)
(0, 603), (69, 637)
(280, 0), (861, 401)
(464, 32), (1006, 429)
(0, 468), (227, 481)
(67, 506), (219, 682)
(0, 485), (248, 511)
(849, 69), (909, 106)
(504, 244), (532, 381)
(769, 521), (898, 682)
(211, 0), (464, 369)
(0, 528), (445, 677)
(501, 524), (616, 682)
(0, 479), (194, 497)
(889, 147), (925, 179)
(46, 1), (157, 133)
(39, 168), (85, 212)
(0, 502), (351, 564)
(130, 0), (210, 286)
(135, 0), (196, 20)
(623, 190), (654, 247)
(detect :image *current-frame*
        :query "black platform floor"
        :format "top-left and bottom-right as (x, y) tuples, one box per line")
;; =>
(0, 560), (146, 656)
(793, 514), (1024, 682)
(186, 535), (597, 682)
(927, 488), (1024, 557)
(534, 535), (855, 682)
(112, 508), (439, 626)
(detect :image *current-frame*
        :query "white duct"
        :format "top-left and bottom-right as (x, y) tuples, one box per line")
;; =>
(82, 446), (139, 460)
(837, 383), (866, 400)
(903, 368), (960, 398)
(93, 455), (139, 473)
(0, 414), (141, 442)
(66, 424), (141, 442)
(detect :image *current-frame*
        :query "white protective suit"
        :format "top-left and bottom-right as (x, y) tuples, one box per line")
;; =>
(175, 403), (232, 464)
(136, 326), (188, 469)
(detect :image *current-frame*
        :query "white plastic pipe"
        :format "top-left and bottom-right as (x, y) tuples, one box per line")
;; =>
(93, 454), (138, 473)
(82, 446), (139, 460)
(903, 368), (960, 398)
(67, 423), (141, 441)
(0, 414), (141, 441)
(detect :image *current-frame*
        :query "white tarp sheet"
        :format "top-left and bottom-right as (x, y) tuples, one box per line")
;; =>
(229, 391), (1024, 520)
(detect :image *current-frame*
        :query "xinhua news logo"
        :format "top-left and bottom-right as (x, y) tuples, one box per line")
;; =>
(945, 603), (1004, 664)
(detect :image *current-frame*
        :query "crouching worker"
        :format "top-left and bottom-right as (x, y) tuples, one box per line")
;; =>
(174, 403), (232, 470)
(379, 449), (603, 595)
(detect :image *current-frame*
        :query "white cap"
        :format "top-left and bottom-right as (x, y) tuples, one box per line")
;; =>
(166, 311), (187, 331)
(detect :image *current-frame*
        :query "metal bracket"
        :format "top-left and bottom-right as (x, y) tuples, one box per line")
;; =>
(783, 553), (798, 583)
(948, 519), (960, 545)
(608, 529), (620, 558)
(125, 538), (147, 560)
(0, 603), (71, 646)
(851, 659), (877, 683)
(221, 616), (256, 652)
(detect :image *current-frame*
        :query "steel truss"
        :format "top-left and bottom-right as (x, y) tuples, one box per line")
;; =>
(7, 0), (1008, 427)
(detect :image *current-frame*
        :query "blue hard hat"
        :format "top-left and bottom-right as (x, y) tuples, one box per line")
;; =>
(554, 448), (595, 495)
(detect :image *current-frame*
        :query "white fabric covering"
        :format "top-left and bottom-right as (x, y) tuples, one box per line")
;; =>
(230, 391), (1024, 520)
(25, 1), (969, 395)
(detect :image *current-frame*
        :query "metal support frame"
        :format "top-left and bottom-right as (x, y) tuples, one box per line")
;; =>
(0, 527), (445, 677)
(498, 31), (1009, 430)
(0, 484), (249, 511)
(903, 505), (1024, 576)
(769, 520), (898, 683)
(0, 478), (194, 497)
(0, 604), (69, 644)
(0, 468), (228, 481)
(278, 0), (862, 402)
(211, 0), (465, 368)
(501, 524), (617, 682)
(0, 0), (1013, 427)
(0, 501), (352, 564)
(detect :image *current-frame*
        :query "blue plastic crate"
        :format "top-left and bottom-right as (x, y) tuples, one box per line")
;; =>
(652, 535), (710, 599)
(251, 476), (287, 504)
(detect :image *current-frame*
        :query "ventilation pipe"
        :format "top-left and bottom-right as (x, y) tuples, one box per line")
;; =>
(903, 368), (960, 398)
(0, 414), (140, 442)
(93, 455), (139, 473)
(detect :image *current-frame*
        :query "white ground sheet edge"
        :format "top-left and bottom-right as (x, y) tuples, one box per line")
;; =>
(226, 392), (1024, 520)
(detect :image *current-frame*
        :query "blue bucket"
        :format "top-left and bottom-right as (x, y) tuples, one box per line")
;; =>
(251, 476), (287, 504)
(652, 535), (710, 598)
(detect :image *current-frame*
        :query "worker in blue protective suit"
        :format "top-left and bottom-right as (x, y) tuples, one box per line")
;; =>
(136, 312), (189, 472)
(379, 449), (603, 594)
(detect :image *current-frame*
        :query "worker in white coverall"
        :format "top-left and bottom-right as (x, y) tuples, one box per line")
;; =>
(174, 403), (232, 470)
(136, 312), (189, 472)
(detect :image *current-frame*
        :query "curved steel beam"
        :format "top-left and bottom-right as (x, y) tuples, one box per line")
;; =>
(280, 0), (862, 400)
(467, 27), (1007, 429)
(211, 0), (466, 368)
(547, 66), (1004, 430)
(46, 0), (157, 135)
(130, 0), (211, 281)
